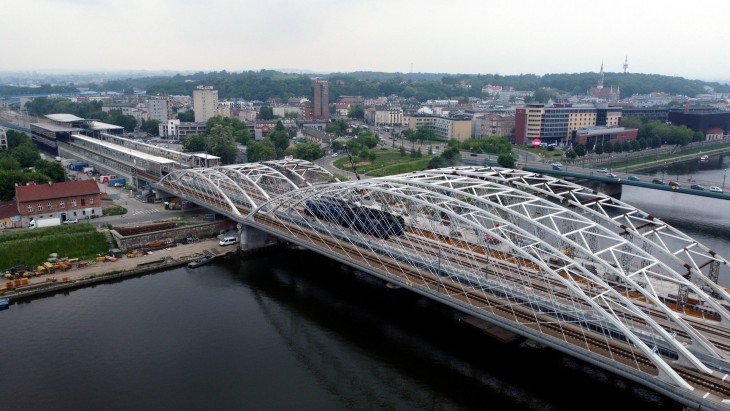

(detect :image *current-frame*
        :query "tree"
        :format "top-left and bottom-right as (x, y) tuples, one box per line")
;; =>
(286, 141), (324, 161)
(355, 133), (378, 148)
(269, 130), (290, 158)
(34, 159), (66, 182)
(206, 124), (238, 164)
(497, 152), (516, 168)
(427, 147), (462, 169)
(594, 144), (604, 155)
(182, 134), (206, 152)
(206, 116), (251, 144)
(106, 110), (138, 132)
(141, 119), (161, 136)
(602, 141), (613, 154)
(348, 105), (364, 119)
(11, 143), (40, 168)
(177, 110), (195, 122)
(258, 106), (274, 120)
(415, 125), (435, 145)
(565, 149), (577, 159)
(325, 119), (349, 136)
(573, 144), (587, 157)
(247, 139), (277, 162)
(401, 128), (416, 145)
(399, 145), (407, 157)
(0, 154), (20, 170)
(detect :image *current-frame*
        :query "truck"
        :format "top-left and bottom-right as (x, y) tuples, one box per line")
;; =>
(108, 178), (126, 187)
(29, 217), (61, 229)
(99, 175), (117, 184)
(68, 162), (88, 171)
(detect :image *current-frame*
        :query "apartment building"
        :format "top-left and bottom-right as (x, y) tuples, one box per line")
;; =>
(193, 86), (219, 123)
(406, 114), (472, 142)
(148, 96), (173, 123)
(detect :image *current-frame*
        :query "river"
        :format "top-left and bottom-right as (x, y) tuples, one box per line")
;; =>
(4, 164), (730, 410)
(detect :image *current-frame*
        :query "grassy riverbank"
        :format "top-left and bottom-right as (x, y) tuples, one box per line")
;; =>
(0, 224), (109, 269)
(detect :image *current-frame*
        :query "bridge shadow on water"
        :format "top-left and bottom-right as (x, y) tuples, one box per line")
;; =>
(210, 248), (682, 411)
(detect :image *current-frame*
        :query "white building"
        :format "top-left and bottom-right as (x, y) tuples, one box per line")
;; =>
(159, 119), (207, 141)
(193, 86), (218, 123)
(148, 96), (173, 123)
(0, 127), (7, 151)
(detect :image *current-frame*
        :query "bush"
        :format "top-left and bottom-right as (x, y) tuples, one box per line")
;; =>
(0, 224), (109, 268)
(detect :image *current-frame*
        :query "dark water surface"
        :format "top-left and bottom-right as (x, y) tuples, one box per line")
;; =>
(6, 180), (730, 410)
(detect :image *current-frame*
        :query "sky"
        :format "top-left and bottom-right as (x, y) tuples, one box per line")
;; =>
(2, 0), (729, 82)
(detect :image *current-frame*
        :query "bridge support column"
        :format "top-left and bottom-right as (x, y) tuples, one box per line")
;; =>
(239, 225), (275, 252)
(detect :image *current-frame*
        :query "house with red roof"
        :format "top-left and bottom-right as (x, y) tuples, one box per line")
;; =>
(15, 180), (101, 227)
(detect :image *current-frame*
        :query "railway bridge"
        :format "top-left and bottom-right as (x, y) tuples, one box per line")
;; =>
(153, 159), (730, 410)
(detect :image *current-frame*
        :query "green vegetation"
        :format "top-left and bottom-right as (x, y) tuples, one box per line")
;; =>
(0, 224), (109, 269)
(0, 130), (59, 201)
(7, 70), (725, 103)
(103, 205), (128, 216)
(334, 150), (433, 177)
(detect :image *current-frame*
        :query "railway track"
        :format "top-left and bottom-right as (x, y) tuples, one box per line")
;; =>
(252, 213), (730, 401)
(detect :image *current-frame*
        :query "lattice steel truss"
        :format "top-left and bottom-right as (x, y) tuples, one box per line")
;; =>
(251, 172), (730, 391)
(156, 163), (730, 393)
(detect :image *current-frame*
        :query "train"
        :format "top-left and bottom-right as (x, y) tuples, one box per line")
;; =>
(304, 199), (405, 239)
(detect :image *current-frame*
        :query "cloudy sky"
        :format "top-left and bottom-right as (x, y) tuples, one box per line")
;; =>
(2, 0), (728, 81)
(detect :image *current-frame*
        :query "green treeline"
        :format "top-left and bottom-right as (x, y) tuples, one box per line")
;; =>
(4, 71), (728, 101)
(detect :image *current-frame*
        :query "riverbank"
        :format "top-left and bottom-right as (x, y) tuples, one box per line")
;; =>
(2, 239), (233, 303)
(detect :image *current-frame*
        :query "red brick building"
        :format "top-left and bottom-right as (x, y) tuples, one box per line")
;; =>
(15, 180), (102, 226)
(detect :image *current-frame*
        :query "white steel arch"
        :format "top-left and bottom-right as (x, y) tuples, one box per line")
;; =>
(159, 168), (255, 216)
(215, 163), (299, 204)
(262, 158), (339, 187)
(250, 173), (726, 390)
(431, 166), (730, 326)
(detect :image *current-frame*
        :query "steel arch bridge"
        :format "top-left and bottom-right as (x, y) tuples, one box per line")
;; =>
(156, 161), (730, 409)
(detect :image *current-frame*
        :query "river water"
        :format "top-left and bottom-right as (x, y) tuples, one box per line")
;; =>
(3, 158), (730, 411)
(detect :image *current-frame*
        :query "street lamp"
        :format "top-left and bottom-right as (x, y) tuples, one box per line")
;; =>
(723, 169), (727, 191)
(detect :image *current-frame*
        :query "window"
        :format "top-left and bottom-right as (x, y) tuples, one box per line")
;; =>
(37, 204), (43, 212)
(48, 201), (53, 210)
(89, 197), (94, 205)
(81, 199), (86, 206)
(59, 200), (65, 209)
(27, 205), (33, 213)
(71, 199), (77, 207)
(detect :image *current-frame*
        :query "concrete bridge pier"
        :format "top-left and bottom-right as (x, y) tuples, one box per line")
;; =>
(238, 224), (282, 256)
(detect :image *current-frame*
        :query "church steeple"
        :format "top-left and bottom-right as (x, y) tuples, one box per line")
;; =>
(597, 61), (604, 89)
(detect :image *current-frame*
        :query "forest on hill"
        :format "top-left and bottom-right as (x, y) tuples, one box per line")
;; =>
(2, 70), (729, 102)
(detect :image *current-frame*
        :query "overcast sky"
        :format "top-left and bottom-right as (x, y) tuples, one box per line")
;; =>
(2, 0), (728, 82)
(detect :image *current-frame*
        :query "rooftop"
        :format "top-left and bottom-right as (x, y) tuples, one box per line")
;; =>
(15, 180), (100, 202)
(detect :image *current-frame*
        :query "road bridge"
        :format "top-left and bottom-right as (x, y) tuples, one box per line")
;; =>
(153, 160), (730, 410)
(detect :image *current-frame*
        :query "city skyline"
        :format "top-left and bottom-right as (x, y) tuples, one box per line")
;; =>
(2, 0), (729, 82)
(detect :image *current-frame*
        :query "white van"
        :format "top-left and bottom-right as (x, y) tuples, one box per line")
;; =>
(219, 237), (239, 246)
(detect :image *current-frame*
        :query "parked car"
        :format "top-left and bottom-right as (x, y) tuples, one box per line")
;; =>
(63, 218), (78, 224)
(331, 153), (338, 158)
(709, 186), (723, 193)
(652, 178), (664, 184)
(628, 175), (641, 181)
(606, 173), (618, 179)
(596, 167), (609, 173)
(690, 184), (705, 190)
